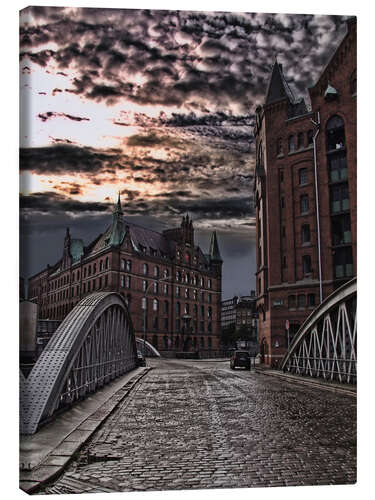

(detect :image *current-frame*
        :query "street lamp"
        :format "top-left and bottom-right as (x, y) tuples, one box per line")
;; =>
(143, 275), (171, 357)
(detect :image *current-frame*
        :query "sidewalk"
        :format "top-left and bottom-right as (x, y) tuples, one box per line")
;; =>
(255, 365), (356, 397)
(20, 366), (151, 493)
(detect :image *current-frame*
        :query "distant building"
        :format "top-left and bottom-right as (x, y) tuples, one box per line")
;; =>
(27, 196), (223, 354)
(221, 291), (258, 345)
(253, 18), (356, 366)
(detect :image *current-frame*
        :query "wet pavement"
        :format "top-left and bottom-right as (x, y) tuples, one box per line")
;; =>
(41, 358), (356, 494)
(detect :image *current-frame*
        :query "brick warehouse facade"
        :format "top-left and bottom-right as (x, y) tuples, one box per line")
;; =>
(254, 18), (356, 367)
(28, 196), (223, 354)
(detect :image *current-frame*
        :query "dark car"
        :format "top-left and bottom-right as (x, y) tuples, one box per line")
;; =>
(136, 350), (146, 367)
(230, 350), (251, 370)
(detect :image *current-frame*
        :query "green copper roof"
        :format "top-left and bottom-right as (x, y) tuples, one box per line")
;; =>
(70, 239), (84, 262)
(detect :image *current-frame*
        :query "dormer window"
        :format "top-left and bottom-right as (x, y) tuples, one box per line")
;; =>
(326, 115), (345, 152)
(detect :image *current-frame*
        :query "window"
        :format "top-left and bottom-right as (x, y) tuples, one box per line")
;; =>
(121, 259), (125, 271)
(330, 184), (349, 213)
(99, 260), (103, 272)
(299, 168), (308, 186)
(333, 247), (353, 278)
(307, 130), (313, 146)
(185, 288), (189, 299)
(176, 271), (181, 282)
(176, 319), (181, 332)
(88, 265), (91, 276)
(200, 322), (205, 333)
(153, 299), (158, 311)
(207, 279), (212, 289)
(193, 275), (197, 285)
(163, 318), (168, 331)
(200, 277), (204, 287)
(104, 274), (108, 287)
(163, 284), (168, 295)
(277, 138), (283, 156)
(163, 269), (168, 278)
(201, 291), (205, 302)
(308, 294), (315, 308)
(185, 253), (191, 264)
(288, 135), (295, 152)
(208, 293), (212, 303)
(154, 266), (159, 277)
(200, 337), (205, 348)
(300, 195), (309, 215)
(153, 282), (158, 294)
(301, 224), (311, 244)
(176, 302), (181, 316)
(176, 286), (180, 297)
(326, 115), (345, 151)
(331, 214), (352, 245)
(93, 263), (97, 274)
(142, 297), (147, 310)
(288, 295), (296, 309)
(120, 275), (125, 288)
(328, 152), (347, 182)
(126, 260), (131, 272)
(125, 276), (131, 288)
(193, 304), (198, 317)
(142, 280), (147, 292)
(98, 277), (102, 289)
(302, 255), (312, 275)
(297, 132), (304, 149)
(208, 307), (212, 318)
(184, 303), (189, 315)
(279, 170), (284, 183)
(200, 305), (204, 317)
(105, 257), (109, 269)
(297, 294), (306, 309)
(143, 263), (148, 275)
(163, 301), (169, 314)
(193, 289), (197, 300)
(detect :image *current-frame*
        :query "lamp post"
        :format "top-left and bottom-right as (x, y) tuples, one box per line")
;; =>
(143, 275), (170, 357)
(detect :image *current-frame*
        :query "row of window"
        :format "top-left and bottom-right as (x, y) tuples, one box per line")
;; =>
(141, 298), (213, 318)
(150, 335), (213, 350)
(288, 293), (316, 309)
(277, 130), (313, 156)
(143, 318), (213, 334)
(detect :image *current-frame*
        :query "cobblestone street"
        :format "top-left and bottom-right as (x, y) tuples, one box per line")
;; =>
(43, 359), (356, 494)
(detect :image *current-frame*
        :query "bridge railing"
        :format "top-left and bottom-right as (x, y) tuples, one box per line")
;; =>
(280, 278), (356, 384)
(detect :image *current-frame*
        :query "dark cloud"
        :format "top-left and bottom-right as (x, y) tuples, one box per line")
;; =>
(20, 8), (348, 113)
(38, 112), (90, 122)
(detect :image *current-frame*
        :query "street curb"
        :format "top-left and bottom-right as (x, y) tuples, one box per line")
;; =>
(255, 368), (356, 397)
(19, 366), (152, 494)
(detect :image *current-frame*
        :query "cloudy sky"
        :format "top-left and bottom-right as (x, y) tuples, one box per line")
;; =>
(19, 6), (349, 298)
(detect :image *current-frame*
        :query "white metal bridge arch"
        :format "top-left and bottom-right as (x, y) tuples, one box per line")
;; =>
(20, 292), (137, 435)
(280, 278), (356, 384)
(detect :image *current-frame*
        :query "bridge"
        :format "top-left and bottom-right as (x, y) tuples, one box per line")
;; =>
(280, 278), (357, 384)
(20, 292), (137, 435)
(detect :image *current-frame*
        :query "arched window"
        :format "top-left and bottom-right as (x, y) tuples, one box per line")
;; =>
(163, 301), (169, 314)
(153, 299), (158, 311)
(154, 266), (159, 277)
(126, 260), (131, 271)
(163, 269), (168, 278)
(326, 115), (345, 151)
(142, 297), (147, 310)
(143, 263), (148, 275)
(105, 257), (109, 269)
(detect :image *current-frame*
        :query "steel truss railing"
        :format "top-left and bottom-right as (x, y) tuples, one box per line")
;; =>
(20, 292), (137, 435)
(280, 278), (356, 384)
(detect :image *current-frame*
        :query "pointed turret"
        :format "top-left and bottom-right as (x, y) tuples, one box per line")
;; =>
(109, 193), (125, 246)
(265, 58), (295, 105)
(62, 227), (72, 269)
(209, 231), (222, 262)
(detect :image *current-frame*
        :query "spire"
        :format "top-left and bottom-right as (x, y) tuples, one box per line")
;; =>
(209, 231), (222, 262)
(109, 192), (125, 246)
(113, 191), (123, 216)
(265, 59), (295, 105)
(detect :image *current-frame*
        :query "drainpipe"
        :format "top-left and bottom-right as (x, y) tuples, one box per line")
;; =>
(310, 111), (323, 303)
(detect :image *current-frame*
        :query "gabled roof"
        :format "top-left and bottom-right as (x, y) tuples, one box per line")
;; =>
(265, 60), (295, 105)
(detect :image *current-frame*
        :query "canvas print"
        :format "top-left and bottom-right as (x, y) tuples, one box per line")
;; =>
(19, 6), (357, 495)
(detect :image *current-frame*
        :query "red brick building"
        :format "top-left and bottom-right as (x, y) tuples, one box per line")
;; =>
(254, 18), (356, 366)
(28, 196), (223, 354)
